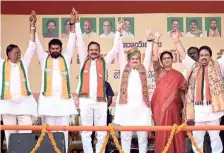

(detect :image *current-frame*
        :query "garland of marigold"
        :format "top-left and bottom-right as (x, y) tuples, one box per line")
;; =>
(30, 123), (61, 153)
(161, 124), (178, 153)
(98, 133), (110, 153)
(30, 123), (49, 153)
(187, 131), (203, 153)
(108, 123), (125, 153)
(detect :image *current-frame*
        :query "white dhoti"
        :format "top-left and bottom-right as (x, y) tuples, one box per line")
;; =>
(114, 70), (153, 153)
(38, 95), (78, 153)
(2, 114), (33, 148)
(79, 97), (107, 153)
(44, 115), (70, 153)
(1, 95), (38, 148)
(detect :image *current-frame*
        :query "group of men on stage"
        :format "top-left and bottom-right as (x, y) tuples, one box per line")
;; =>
(1, 8), (224, 153)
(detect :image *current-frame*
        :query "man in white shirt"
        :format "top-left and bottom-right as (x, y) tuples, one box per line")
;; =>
(82, 19), (97, 37)
(0, 11), (37, 148)
(35, 9), (78, 152)
(99, 20), (115, 38)
(122, 19), (134, 38)
(75, 12), (123, 153)
(172, 32), (224, 153)
(186, 20), (203, 37)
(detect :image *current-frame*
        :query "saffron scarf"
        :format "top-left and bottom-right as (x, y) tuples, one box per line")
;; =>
(119, 48), (149, 105)
(78, 57), (106, 102)
(42, 55), (71, 99)
(185, 60), (224, 121)
(1, 59), (31, 100)
(195, 66), (211, 105)
(207, 28), (221, 37)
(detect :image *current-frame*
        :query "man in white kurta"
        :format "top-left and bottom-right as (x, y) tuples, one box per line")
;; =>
(35, 11), (78, 152)
(75, 16), (122, 153)
(114, 29), (153, 153)
(173, 33), (224, 153)
(0, 14), (37, 147)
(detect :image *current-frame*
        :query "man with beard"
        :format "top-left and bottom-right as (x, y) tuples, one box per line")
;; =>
(82, 19), (97, 37)
(75, 10), (123, 153)
(172, 32), (224, 153)
(205, 19), (221, 37)
(0, 11), (38, 148)
(43, 20), (58, 38)
(186, 20), (203, 37)
(35, 8), (78, 152)
(167, 19), (183, 38)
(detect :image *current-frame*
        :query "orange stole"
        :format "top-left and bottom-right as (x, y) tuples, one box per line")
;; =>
(79, 57), (106, 102)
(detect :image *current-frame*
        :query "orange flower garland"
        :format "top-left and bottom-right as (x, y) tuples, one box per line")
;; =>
(30, 123), (49, 153)
(108, 123), (125, 153)
(98, 133), (110, 153)
(161, 124), (178, 153)
(30, 123), (61, 153)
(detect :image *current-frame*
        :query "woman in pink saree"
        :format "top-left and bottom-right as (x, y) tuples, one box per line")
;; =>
(151, 31), (187, 153)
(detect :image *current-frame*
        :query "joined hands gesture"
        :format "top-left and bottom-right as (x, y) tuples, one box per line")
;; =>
(71, 8), (79, 23)
(29, 10), (37, 27)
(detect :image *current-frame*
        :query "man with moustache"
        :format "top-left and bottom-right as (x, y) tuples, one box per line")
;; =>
(180, 46), (212, 153)
(82, 19), (97, 37)
(122, 19), (134, 38)
(35, 8), (78, 152)
(167, 19), (183, 38)
(75, 10), (123, 153)
(0, 11), (38, 148)
(100, 20), (115, 38)
(186, 20), (203, 37)
(205, 19), (221, 37)
(173, 32), (224, 153)
(43, 20), (58, 38)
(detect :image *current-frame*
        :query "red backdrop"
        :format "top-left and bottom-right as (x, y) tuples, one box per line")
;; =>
(2, 1), (224, 14)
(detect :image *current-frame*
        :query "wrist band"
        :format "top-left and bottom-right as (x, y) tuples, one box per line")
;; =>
(147, 39), (154, 42)
(31, 27), (36, 30)
(69, 22), (75, 25)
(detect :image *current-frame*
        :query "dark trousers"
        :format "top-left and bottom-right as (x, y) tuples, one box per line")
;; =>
(91, 109), (112, 152)
(185, 131), (212, 153)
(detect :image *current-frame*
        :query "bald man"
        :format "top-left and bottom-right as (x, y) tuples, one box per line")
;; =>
(82, 20), (97, 37)
(100, 20), (115, 38)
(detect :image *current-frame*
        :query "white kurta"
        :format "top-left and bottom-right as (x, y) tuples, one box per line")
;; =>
(82, 31), (97, 38)
(35, 32), (78, 116)
(0, 41), (37, 116)
(182, 55), (224, 122)
(75, 22), (121, 153)
(114, 40), (153, 126)
(100, 32), (115, 38)
(121, 30), (134, 38)
(186, 31), (203, 37)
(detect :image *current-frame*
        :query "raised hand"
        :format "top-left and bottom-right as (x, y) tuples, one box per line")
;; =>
(116, 18), (124, 32)
(171, 31), (179, 41)
(146, 28), (153, 40)
(30, 10), (37, 27)
(154, 29), (162, 39)
(71, 8), (79, 23)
